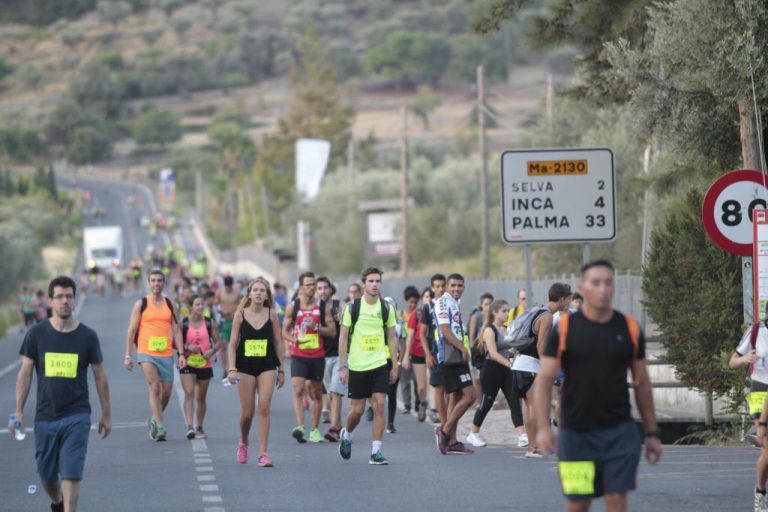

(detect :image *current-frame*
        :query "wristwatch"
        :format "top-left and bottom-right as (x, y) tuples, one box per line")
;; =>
(645, 430), (661, 438)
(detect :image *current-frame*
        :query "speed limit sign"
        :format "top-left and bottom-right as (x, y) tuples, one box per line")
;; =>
(702, 169), (768, 255)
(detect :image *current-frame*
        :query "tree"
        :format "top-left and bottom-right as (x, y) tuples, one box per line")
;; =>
(132, 108), (182, 147)
(138, 26), (164, 46)
(643, 188), (742, 396)
(98, 0), (131, 30)
(364, 30), (451, 88)
(0, 127), (43, 162)
(409, 86), (442, 131)
(253, 26), (353, 232)
(154, 0), (183, 19)
(66, 126), (112, 164)
(171, 15), (192, 42)
(0, 57), (12, 86)
(70, 62), (125, 119)
(449, 33), (508, 83)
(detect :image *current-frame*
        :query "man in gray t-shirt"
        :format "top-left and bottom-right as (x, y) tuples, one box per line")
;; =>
(13, 276), (111, 512)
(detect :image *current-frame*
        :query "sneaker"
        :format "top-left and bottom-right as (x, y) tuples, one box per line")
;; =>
(155, 425), (167, 442)
(292, 425), (308, 444)
(195, 427), (206, 439)
(517, 433), (529, 448)
(435, 427), (449, 454)
(321, 410), (331, 424)
(756, 491), (768, 512)
(466, 432), (487, 447)
(369, 451), (389, 465)
(309, 428), (327, 443)
(51, 502), (64, 512)
(525, 449), (543, 459)
(324, 427), (340, 442)
(237, 442), (248, 464)
(402, 406), (411, 414)
(148, 417), (158, 441)
(417, 407), (427, 423)
(428, 409), (440, 424)
(222, 376), (232, 387)
(257, 452), (274, 468)
(365, 406), (373, 422)
(386, 423), (397, 434)
(186, 426), (195, 440)
(339, 428), (352, 460)
(446, 441), (475, 454)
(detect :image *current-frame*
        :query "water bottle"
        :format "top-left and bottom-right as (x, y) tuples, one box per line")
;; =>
(9, 413), (25, 441)
(299, 316), (308, 338)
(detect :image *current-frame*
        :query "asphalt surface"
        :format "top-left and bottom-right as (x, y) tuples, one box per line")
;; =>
(0, 176), (762, 511)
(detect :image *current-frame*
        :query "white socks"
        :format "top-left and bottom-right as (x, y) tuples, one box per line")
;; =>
(372, 440), (382, 454)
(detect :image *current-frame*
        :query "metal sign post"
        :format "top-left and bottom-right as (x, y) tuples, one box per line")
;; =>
(753, 210), (768, 322)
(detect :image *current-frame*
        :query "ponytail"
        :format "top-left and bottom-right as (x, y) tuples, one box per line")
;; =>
(479, 300), (508, 353)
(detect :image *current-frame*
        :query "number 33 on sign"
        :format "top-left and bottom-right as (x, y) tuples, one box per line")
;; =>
(702, 169), (768, 256)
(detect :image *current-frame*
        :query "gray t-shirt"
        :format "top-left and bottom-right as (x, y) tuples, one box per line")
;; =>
(20, 320), (103, 421)
(485, 325), (511, 360)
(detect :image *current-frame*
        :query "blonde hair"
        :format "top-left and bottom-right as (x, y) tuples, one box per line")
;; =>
(237, 276), (273, 312)
(478, 299), (509, 354)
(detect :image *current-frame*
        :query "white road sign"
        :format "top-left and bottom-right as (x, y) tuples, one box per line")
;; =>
(500, 148), (616, 244)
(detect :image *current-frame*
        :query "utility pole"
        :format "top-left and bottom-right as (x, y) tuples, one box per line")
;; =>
(400, 106), (409, 276)
(478, 65), (490, 278)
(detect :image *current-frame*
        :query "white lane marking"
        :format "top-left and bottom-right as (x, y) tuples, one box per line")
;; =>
(173, 368), (226, 511)
(204, 508), (225, 512)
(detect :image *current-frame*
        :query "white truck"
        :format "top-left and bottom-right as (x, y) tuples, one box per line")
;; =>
(83, 226), (124, 271)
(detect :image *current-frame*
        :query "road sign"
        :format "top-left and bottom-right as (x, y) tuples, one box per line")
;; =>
(500, 148), (616, 244)
(754, 210), (768, 321)
(702, 169), (768, 256)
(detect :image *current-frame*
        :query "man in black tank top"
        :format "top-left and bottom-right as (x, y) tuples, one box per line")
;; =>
(316, 277), (345, 441)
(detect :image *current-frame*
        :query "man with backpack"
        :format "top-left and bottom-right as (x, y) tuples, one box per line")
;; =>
(421, 274), (447, 425)
(534, 260), (661, 512)
(282, 271), (336, 444)
(730, 302), (768, 512)
(337, 267), (399, 465)
(316, 276), (345, 442)
(124, 269), (186, 441)
(506, 282), (571, 458)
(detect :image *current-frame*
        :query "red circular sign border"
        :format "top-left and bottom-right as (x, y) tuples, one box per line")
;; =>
(702, 169), (765, 256)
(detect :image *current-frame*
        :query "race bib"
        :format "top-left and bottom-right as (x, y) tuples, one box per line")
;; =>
(187, 354), (206, 368)
(749, 391), (767, 416)
(463, 334), (470, 350)
(45, 353), (78, 378)
(244, 339), (268, 357)
(298, 333), (319, 350)
(148, 336), (168, 352)
(558, 461), (596, 495)
(362, 333), (384, 352)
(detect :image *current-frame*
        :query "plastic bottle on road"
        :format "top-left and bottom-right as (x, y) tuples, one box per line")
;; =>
(9, 413), (26, 441)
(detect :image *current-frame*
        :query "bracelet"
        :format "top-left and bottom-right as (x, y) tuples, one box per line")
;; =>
(124, 355), (132, 359)
(228, 368), (238, 373)
(645, 430), (661, 438)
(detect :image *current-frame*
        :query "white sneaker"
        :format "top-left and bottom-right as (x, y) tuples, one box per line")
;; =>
(517, 433), (529, 448)
(525, 449), (543, 459)
(466, 432), (487, 447)
(755, 491), (768, 512)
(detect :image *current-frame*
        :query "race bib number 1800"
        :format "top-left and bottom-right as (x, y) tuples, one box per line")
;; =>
(558, 461), (596, 495)
(45, 353), (79, 378)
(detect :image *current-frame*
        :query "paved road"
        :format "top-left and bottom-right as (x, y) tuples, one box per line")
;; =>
(0, 176), (761, 511)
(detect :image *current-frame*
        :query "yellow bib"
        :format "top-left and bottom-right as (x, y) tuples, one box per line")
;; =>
(245, 339), (268, 357)
(187, 354), (206, 368)
(749, 391), (767, 416)
(45, 353), (78, 378)
(148, 336), (169, 352)
(298, 333), (319, 350)
(558, 461), (596, 495)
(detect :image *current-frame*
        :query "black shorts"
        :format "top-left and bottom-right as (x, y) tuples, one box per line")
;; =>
(558, 420), (642, 499)
(238, 364), (278, 378)
(429, 363), (444, 387)
(348, 364), (389, 399)
(512, 370), (536, 397)
(410, 355), (426, 365)
(179, 366), (214, 380)
(441, 364), (473, 394)
(749, 380), (768, 419)
(291, 356), (325, 381)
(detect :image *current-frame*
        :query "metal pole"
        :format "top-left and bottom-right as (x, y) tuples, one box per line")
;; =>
(478, 65), (490, 278)
(400, 106), (409, 276)
(525, 244), (533, 304)
(195, 169), (202, 219)
(582, 243), (591, 265)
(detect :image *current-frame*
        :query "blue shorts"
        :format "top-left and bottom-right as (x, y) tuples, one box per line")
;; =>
(137, 353), (174, 382)
(35, 413), (91, 484)
(558, 420), (642, 499)
(324, 356), (347, 396)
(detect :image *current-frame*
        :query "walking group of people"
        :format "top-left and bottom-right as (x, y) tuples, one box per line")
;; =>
(12, 259), (664, 512)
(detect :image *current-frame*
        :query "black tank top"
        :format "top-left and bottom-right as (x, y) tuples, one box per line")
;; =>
(236, 308), (278, 367)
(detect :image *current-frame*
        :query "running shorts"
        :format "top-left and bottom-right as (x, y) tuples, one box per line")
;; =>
(348, 364), (389, 399)
(441, 364), (473, 394)
(35, 413), (91, 484)
(179, 366), (214, 380)
(557, 420), (642, 499)
(291, 356), (325, 382)
(137, 353), (174, 382)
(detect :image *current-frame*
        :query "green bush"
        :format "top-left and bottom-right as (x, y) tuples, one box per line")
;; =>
(449, 33), (508, 82)
(131, 108), (182, 147)
(364, 30), (451, 88)
(66, 126), (112, 164)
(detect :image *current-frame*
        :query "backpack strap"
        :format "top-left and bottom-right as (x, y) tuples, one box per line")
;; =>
(625, 314), (640, 360)
(556, 312), (569, 363)
(133, 296), (150, 346)
(751, 322), (761, 350)
(291, 298), (301, 328)
(381, 299), (389, 339)
(349, 298), (361, 336)
(164, 296), (177, 325)
(181, 317), (189, 343)
(319, 299), (326, 326)
(204, 317), (213, 344)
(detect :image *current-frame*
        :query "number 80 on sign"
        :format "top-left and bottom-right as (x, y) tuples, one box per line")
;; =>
(702, 169), (768, 256)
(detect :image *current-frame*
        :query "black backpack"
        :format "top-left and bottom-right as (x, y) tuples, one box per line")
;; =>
(347, 298), (390, 349)
(133, 296), (177, 345)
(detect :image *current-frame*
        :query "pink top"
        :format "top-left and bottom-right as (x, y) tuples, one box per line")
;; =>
(185, 321), (212, 369)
